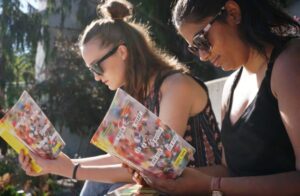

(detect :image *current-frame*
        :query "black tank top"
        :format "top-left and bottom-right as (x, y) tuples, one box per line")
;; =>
(221, 41), (296, 177)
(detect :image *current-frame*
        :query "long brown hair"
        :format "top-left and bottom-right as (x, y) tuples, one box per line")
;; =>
(79, 0), (188, 102)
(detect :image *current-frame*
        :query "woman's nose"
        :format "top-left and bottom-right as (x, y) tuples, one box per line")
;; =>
(94, 73), (102, 81)
(198, 49), (210, 61)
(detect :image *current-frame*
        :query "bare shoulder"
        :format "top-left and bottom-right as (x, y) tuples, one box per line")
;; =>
(160, 73), (208, 114)
(271, 38), (300, 169)
(275, 38), (300, 65)
(271, 38), (300, 95)
(160, 73), (205, 95)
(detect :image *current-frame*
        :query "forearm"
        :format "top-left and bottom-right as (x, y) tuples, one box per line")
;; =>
(72, 154), (121, 166)
(75, 164), (133, 183)
(220, 171), (300, 195)
(196, 164), (229, 177)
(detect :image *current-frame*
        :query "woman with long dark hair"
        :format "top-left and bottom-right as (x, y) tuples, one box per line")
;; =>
(140, 0), (300, 195)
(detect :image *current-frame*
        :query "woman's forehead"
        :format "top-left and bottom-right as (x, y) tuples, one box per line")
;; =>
(180, 17), (212, 31)
(178, 21), (208, 40)
(84, 38), (103, 49)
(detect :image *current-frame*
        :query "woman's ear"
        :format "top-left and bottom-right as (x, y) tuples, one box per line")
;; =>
(118, 45), (128, 61)
(225, 0), (242, 25)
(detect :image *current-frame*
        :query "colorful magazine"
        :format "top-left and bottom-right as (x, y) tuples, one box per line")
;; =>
(91, 88), (195, 179)
(0, 91), (65, 172)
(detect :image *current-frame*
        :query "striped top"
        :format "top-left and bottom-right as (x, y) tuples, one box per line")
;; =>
(144, 71), (222, 167)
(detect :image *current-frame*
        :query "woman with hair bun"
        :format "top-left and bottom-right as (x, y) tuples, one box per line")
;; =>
(18, 0), (221, 195)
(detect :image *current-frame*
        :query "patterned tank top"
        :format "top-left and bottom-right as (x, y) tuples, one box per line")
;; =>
(143, 71), (222, 167)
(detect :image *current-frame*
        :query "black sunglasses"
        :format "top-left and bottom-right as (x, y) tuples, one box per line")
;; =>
(188, 6), (225, 56)
(88, 45), (120, 76)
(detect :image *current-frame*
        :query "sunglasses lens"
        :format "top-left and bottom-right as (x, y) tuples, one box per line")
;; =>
(188, 35), (211, 56)
(194, 36), (211, 52)
(91, 63), (103, 75)
(188, 45), (199, 56)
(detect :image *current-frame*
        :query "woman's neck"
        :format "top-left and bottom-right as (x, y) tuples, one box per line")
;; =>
(244, 44), (274, 74)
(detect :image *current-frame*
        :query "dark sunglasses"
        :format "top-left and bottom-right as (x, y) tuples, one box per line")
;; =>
(88, 45), (120, 76)
(188, 6), (225, 56)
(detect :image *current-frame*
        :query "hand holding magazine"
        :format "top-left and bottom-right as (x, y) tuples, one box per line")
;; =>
(0, 91), (65, 173)
(91, 88), (195, 179)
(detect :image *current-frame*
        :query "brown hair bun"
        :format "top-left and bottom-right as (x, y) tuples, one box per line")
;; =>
(98, 0), (133, 21)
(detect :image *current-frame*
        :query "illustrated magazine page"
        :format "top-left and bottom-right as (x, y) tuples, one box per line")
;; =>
(0, 91), (65, 172)
(91, 88), (195, 179)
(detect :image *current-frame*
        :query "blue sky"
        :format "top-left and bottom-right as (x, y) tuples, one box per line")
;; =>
(19, 0), (47, 13)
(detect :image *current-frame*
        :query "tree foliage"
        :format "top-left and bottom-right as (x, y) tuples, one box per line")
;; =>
(31, 37), (113, 135)
(0, 0), (46, 106)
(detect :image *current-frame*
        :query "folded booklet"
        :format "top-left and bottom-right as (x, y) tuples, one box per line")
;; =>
(0, 91), (65, 172)
(91, 88), (195, 179)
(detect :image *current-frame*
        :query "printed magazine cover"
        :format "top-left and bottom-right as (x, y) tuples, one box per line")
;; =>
(91, 88), (195, 179)
(0, 91), (65, 172)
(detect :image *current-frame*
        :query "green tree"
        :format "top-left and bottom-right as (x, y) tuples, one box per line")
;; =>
(0, 0), (47, 106)
(0, 0), (113, 144)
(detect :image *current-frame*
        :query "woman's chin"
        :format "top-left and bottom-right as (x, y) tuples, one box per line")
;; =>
(220, 66), (231, 71)
(216, 63), (236, 71)
(108, 86), (117, 91)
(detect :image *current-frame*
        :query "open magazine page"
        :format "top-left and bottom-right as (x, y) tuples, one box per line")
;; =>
(0, 91), (65, 172)
(91, 88), (195, 179)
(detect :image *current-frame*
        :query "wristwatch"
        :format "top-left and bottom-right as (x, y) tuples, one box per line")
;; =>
(211, 177), (224, 196)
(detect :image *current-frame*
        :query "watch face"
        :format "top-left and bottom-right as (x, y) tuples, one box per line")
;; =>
(212, 190), (223, 196)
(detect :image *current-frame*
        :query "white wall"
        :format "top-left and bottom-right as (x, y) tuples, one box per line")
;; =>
(287, 0), (300, 16)
(205, 77), (227, 128)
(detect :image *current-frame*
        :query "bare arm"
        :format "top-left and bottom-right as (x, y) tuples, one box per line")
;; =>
(158, 73), (208, 136)
(220, 172), (300, 196)
(144, 168), (300, 195)
(19, 150), (133, 183)
(272, 39), (300, 171)
(75, 164), (132, 183)
(196, 163), (229, 177)
(72, 154), (121, 166)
